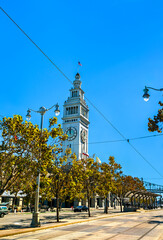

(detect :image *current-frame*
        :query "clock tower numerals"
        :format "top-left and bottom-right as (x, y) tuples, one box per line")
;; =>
(62, 73), (89, 159)
(81, 129), (87, 143)
(65, 127), (77, 141)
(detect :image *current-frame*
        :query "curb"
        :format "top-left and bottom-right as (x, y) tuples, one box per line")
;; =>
(0, 209), (160, 238)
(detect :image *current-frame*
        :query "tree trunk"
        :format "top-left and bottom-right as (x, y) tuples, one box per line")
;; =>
(56, 195), (59, 222)
(59, 201), (62, 211)
(120, 198), (123, 212)
(0, 190), (4, 196)
(27, 199), (30, 212)
(104, 197), (108, 214)
(87, 196), (91, 217)
(12, 193), (17, 211)
(12, 197), (15, 211)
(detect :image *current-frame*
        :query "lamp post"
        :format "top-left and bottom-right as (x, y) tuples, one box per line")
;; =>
(26, 104), (60, 227)
(142, 86), (163, 102)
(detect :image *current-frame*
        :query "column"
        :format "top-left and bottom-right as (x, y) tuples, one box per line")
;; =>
(142, 196), (145, 209)
(160, 196), (162, 208)
(101, 199), (104, 208)
(94, 196), (98, 209)
(19, 198), (23, 210)
(9, 198), (13, 207)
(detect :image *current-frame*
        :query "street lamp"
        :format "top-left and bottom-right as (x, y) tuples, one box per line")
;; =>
(26, 104), (60, 227)
(143, 86), (163, 102)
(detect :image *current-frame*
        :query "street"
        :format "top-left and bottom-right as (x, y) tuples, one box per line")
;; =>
(0, 210), (163, 240)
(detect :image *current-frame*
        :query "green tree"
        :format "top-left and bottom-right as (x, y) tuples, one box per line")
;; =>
(40, 148), (75, 222)
(14, 167), (37, 211)
(114, 175), (145, 212)
(0, 115), (67, 200)
(97, 156), (122, 214)
(148, 101), (163, 133)
(71, 157), (100, 217)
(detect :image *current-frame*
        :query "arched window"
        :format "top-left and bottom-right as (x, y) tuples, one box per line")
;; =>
(66, 106), (78, 115)
(72, 91), (78, 97)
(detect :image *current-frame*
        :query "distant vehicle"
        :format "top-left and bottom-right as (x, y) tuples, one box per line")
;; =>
(74, 206), (88, 212)
(0, 206), (9, 217)
(0, 202), (9, 206)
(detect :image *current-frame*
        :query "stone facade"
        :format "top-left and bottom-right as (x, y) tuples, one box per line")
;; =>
(62, 73), (89, 159)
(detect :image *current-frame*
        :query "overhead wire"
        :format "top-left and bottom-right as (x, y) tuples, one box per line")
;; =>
(128, 141), (163, 178)
(0, 7), (73, 86)
(129, 134), (163, 140)
(89, 133), (163, 144)
(143, 178), (163, 180)
(85, 97), (127, 140)
(1, 6), (163, 178)
(1, 111), (162, 143)
(53, 133), (163, 145)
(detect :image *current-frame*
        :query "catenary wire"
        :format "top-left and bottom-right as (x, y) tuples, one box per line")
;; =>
(50, 133), (163, 145)
(143, 178), (163, 180)
(88, 133), (163, 144)
(1, 112), (162, 143)
(89, 133), (163, 144)
(128, 142), (163, 177)
(0, 7), (73, 86)
(129, 134), (163, 140)
(85, 97), (127, 140)
(1, 6), (163, 177)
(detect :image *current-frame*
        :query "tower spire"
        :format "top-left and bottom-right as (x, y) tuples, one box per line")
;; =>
(73, 73), (82, 89)
(62, 72), (89, 160)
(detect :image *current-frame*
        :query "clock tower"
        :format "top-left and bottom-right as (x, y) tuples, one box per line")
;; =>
(62, 73), (89, 159)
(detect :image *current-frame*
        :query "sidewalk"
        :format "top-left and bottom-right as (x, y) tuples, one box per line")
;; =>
(0, 208), (160, 238)
(0, 208), (126, 238)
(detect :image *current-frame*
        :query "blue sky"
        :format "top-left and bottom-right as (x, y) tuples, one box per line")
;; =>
(0, 0), (163, 185)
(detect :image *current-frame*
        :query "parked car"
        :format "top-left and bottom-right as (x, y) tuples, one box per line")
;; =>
(0, 202), (9, 206)
(74, 206), (88, 212)
(0, 206), (9, 217)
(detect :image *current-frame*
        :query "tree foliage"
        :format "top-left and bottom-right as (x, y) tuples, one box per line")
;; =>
(40, 148), (77, 222)
(0, 115), (67, 198)
(113, 175), (145, 212)
(97, 156), (122, 213)
(70, 157), (100, 217)
(0, 115), (147, 220)
(148, 101), (163, 133)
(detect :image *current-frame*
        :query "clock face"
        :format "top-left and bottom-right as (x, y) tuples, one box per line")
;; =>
(65, 127), (77, 141)
(81, 129), (87, 143)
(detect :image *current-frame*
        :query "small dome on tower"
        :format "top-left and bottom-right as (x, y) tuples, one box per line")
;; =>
(75, 73), (81, 80)
(73, 73), (81, 89)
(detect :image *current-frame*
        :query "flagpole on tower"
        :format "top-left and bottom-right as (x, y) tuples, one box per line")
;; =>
(78, 61), (82, 73)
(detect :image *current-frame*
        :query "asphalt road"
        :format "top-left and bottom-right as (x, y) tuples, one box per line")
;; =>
(0, 210), (163, 240)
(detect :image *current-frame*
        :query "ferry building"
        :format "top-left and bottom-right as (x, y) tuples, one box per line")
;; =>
(61, 73), (119, 209)
(62, 73), (89, 159)
(0, 73), (160, 211)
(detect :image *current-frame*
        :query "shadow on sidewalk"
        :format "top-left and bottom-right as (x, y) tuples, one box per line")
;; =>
(0, 224), (31, 230)
(0, 210), (122, 231)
